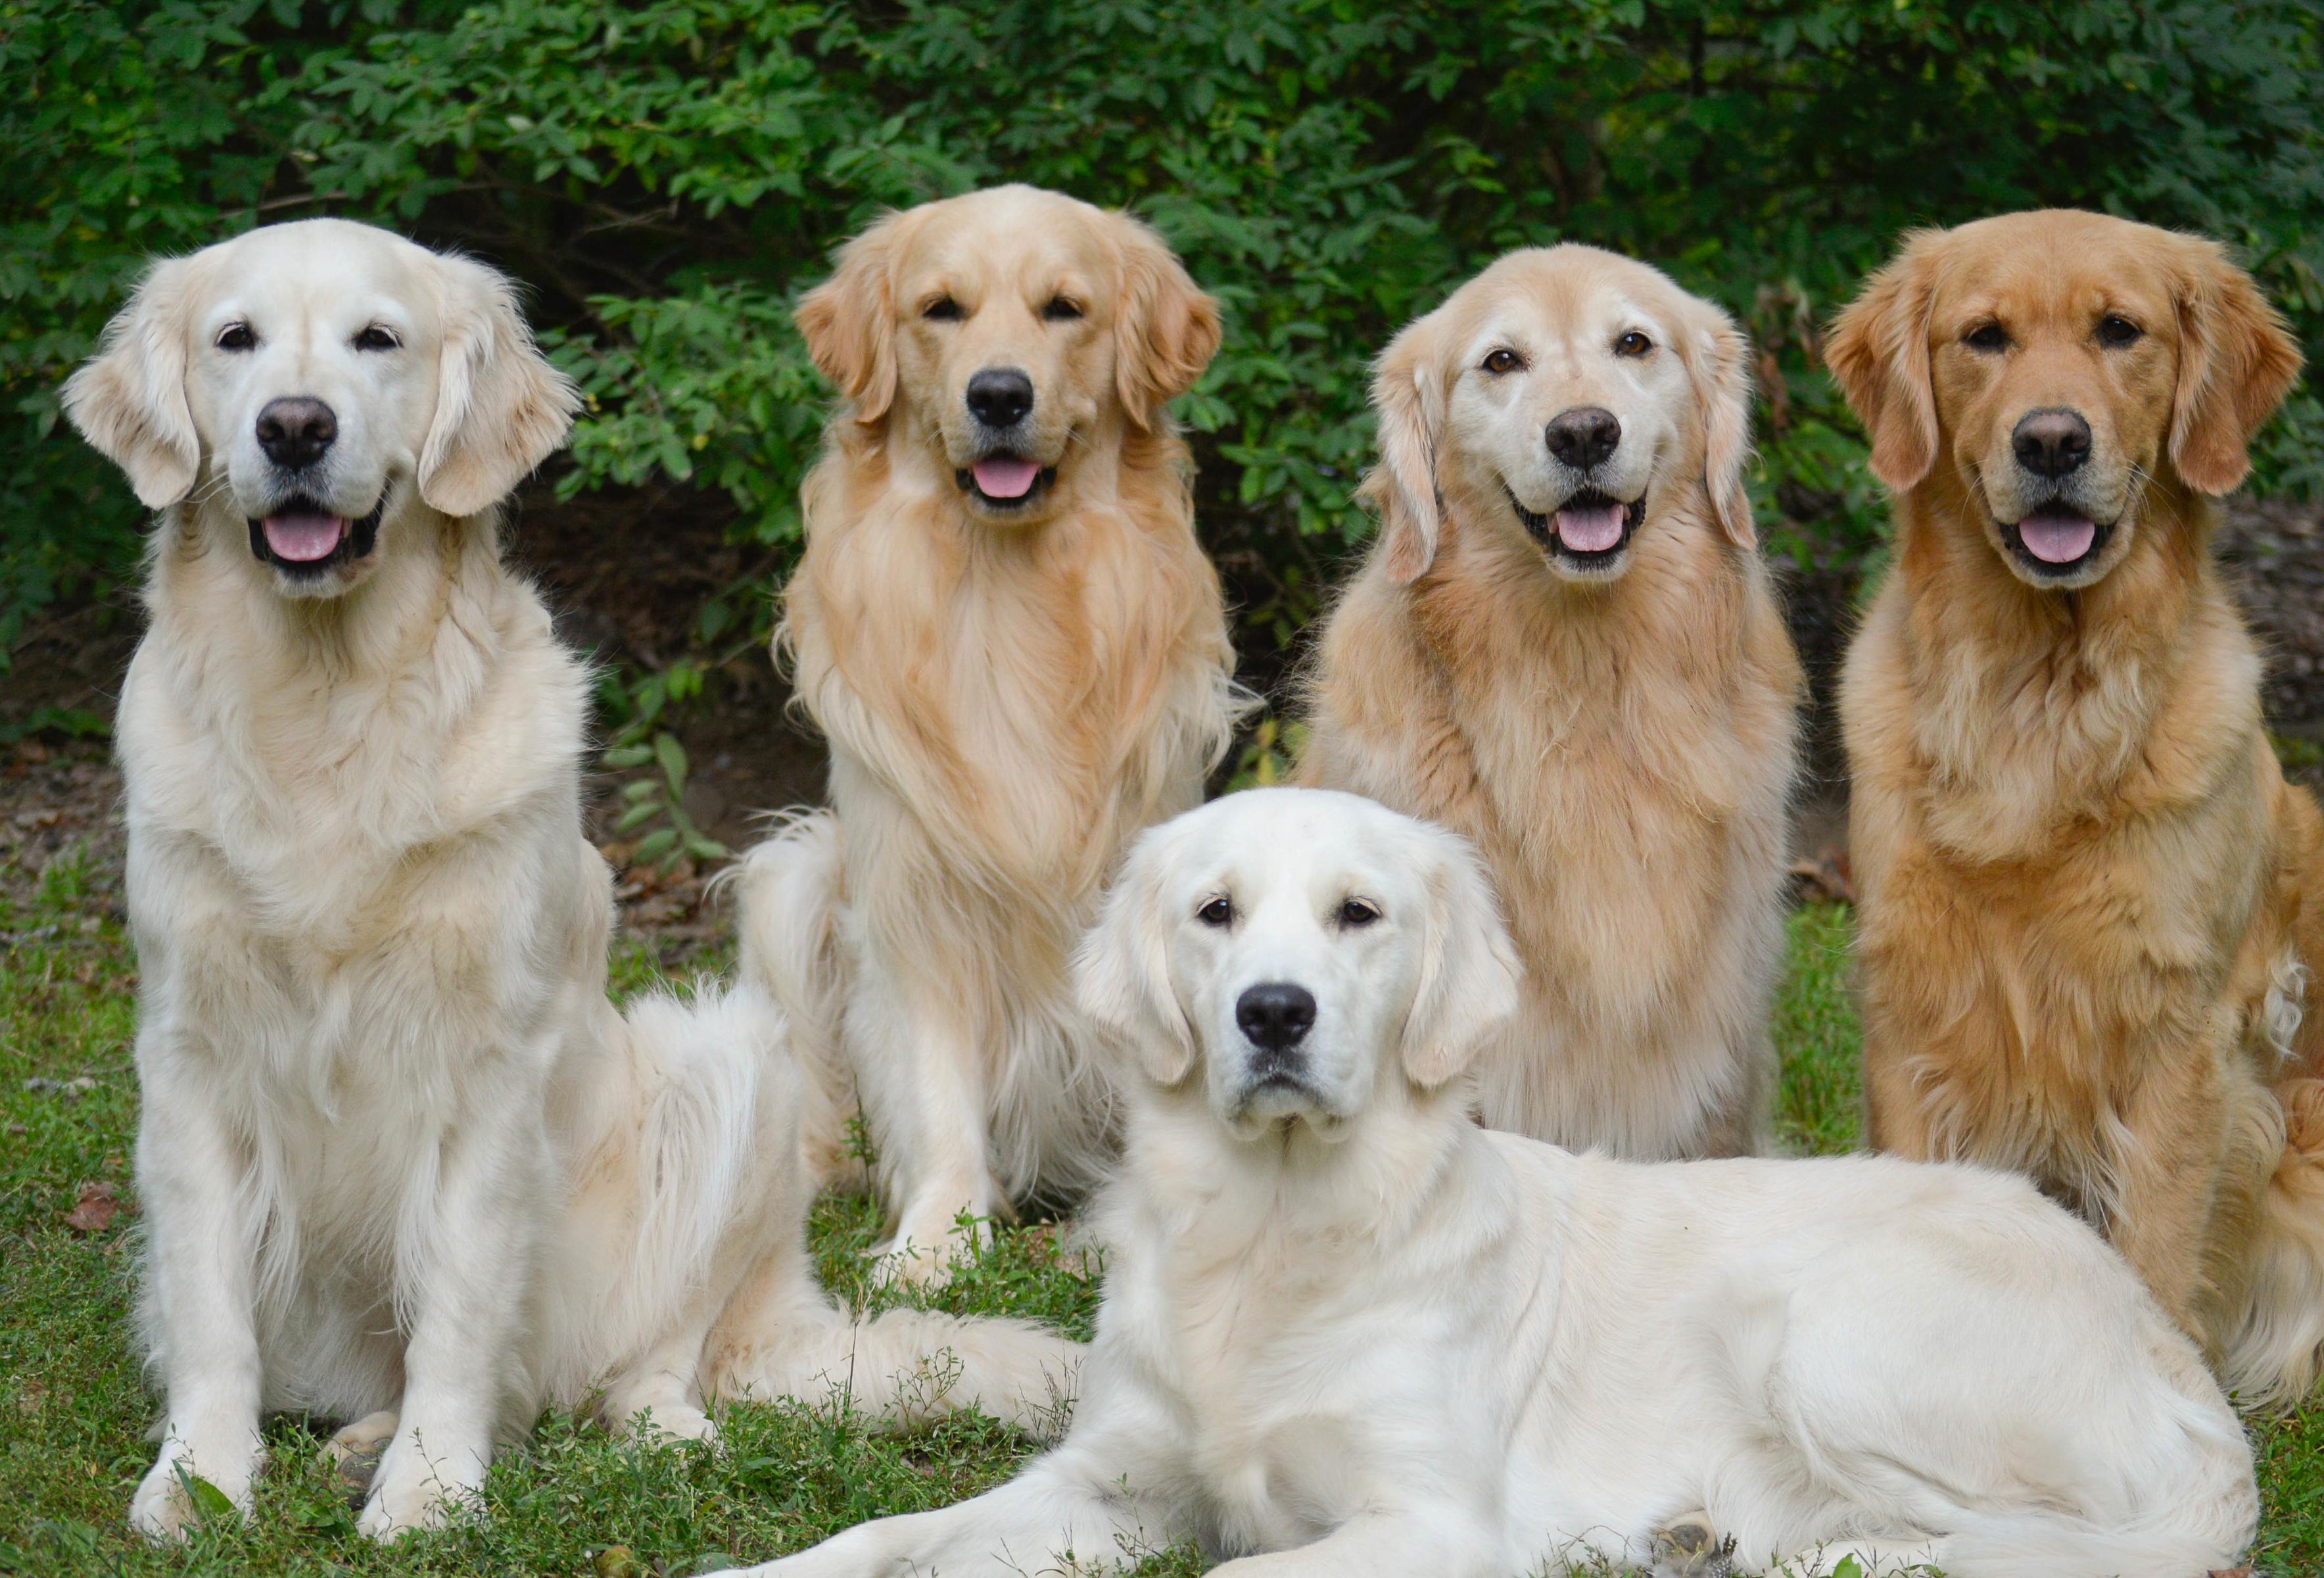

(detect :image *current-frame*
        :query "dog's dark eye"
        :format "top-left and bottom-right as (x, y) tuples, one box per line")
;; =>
(1338, 897), (1381, 928)
(1041, 297), (1084, 322)
(2097, 314), (2143, 348)
(1614, 331), (1653, 357)
(1964, 322), (2009, 352)
(923, 296), (964, 322)
(352, 325), (400, 352)
(1196, 895), (1233, 928)
(1481, 348), (1524, 375)
(216, 322), (256, 352)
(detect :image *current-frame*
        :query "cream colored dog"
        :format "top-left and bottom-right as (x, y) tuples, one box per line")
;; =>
(66, 219), (1077, 1542)
(734, 185), (1241, 1281)
(744, 788), (2257, 1578)
(1301, 247), (1803, 1159)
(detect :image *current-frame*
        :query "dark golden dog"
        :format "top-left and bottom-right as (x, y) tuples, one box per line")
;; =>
(1829, 208), (2323, 1402)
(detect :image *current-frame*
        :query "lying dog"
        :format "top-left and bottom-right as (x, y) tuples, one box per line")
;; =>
(734, 185), (1242, 1279)
(1826, 209), (2324, 1400)
(65, 220), (1076, 1541)
(1300, 247), (1801, 1159)
(741, 788), (2257, 1578)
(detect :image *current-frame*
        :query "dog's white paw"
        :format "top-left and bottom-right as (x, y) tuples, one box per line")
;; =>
(356, 1432), (482, 1542)
(128, 1434), (258, 1541)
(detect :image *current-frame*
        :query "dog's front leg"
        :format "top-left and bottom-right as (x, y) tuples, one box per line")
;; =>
(359, 1084), (550, 1541)
(847, 969), (999, 1286)
(739, 1431), (1185, 1578)
(130, 1044), (264, 1539)
(1207, 1510), (1501, 1578)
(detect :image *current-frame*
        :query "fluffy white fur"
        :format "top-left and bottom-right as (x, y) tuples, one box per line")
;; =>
(732, 187), (1241, 1282)
(66, 220), (1078, 1543)
(744, 788), (2258, 1578)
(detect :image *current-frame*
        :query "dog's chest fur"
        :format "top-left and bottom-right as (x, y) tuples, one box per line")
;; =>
(1845, 525), (2301, 1144)
(121, 525), (600, 1205)
(1304, 513), (1798, 1155)
(1105, 1132), (1523, 1558)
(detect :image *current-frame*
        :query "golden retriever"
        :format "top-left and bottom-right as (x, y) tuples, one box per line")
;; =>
(64, 219), (1076, 1541)
(733, 185), (1241, 1281)
(742, 788), (2256, 1578)
(1827, 208), (2324, 1402)
(1298, 246), (1803, 1159)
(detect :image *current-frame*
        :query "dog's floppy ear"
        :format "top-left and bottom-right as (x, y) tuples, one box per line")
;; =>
(1399, 828), (1521, 1089)
(1680, 304), (1759, 548)
(795, 212), (904, 427)
(1360, 312), (1450, 584)
(417, 254), (581, 518)
(63, 256), (201, 509)
(1113, 214), (1222, 432)
(1075, 824), (1198, 1088)
(1826, 231), (1941, 494)
(2165, 235), (2304, 496)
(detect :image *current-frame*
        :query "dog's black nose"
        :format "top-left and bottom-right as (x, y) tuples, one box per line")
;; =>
(1236, 982), (1317, 1053)
(1545, 406), (1621, 471)
(965, 368), (1035, 429)
(2012, 408), (2091, 479)
(256, 397), (338, 469)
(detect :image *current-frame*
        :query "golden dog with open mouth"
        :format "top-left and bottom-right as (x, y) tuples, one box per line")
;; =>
(1828, 208), (2324, 1402)
(1299, 246), (1803, 1159)
(733, 185), (1242, 1281)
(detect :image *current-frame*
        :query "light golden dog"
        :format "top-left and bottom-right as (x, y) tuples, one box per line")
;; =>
(1299, 247), (1803, 1159)
(734, 186), (1241, 1280)
(1828, 208), (2324, 1402)
(66, 220), (1076, 1541)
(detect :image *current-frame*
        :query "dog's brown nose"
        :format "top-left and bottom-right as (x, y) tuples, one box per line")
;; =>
(2011, 408), (2091, 479)
(1545, 407), (1621, 471)
(256, 397), (338, 469)
(965, 368), (1035, 429)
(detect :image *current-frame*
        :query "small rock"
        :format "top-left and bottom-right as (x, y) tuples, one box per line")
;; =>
(23, 1075), (97, 1100)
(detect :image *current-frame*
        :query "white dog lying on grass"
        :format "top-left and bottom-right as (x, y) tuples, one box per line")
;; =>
(65, 219), (1077, 1542)
(742, 787), (2257, 1577)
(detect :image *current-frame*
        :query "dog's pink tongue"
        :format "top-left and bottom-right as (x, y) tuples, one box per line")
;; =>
(2018, 511), (2097, 564)
(1555, 501), (1625, 553)
(972, 457), (1041, 499)
(262, 512), (347, 562)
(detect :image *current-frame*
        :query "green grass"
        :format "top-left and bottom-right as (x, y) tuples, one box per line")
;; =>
(1, 863), (2316, 1574)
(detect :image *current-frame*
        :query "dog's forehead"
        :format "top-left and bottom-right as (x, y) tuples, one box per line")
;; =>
(900, 195), (1112, 292)
(1450, 252), (1678, 360)
(190, 222), (437, 333)
(1165, 792), (1423, 903)
(1930, 217), (2175, 328)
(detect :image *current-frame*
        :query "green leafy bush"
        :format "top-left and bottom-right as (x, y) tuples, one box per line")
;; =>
(5, 0), (2320, 672)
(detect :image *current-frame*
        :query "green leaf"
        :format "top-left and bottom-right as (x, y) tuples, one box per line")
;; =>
(653, 732), (688, 798)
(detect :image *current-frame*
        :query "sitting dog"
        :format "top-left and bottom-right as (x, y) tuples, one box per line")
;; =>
(1826, 210), (2324, 1400)
(1300, 247), (1803, 1159)
(64, 219), (1077, 1541)
(742, 788), (2258, 1578)
(733, 185), (1242, 1280)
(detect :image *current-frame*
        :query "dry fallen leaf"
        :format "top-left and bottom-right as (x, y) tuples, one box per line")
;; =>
(64, 1180), (120, 1234)
(1787, 845), (1856, 906)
